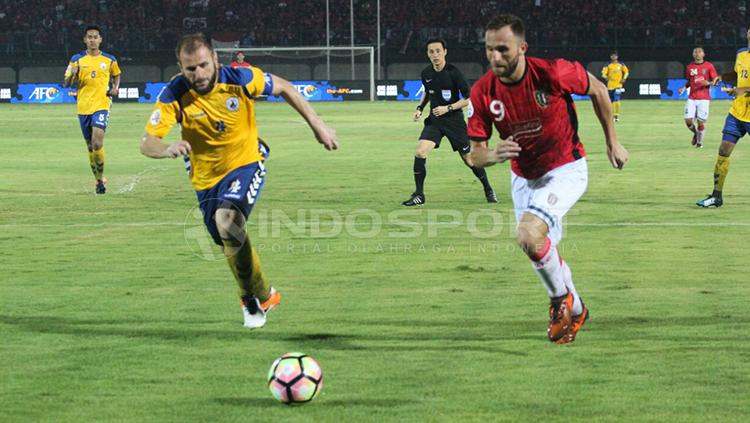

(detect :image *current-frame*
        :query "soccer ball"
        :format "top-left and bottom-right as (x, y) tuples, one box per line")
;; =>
(267, 352), (323, 404)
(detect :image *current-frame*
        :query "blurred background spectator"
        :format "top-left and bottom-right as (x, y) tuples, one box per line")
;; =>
(0, 0), (747, 64)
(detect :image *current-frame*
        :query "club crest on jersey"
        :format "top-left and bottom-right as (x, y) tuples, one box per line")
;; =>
(490, 99), (505, 122)
(100, 63), (107, 70)
(547, 193), (558, 206)
(441, 90), (452, 101)
(226, 96), (240, 112)
(149, 109), (161, 125)
(534, 90), (549, 109)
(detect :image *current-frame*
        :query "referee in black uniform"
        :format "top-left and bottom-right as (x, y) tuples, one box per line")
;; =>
(402, 38), (496, 206)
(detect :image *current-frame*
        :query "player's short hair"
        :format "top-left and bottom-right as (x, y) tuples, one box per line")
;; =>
(693, 46), (704, 51)
(425, 38), (447, 50)
(84, 25), (102, 37)
(175, 33), (214, 60)
(610, 51), (618, 56)
(486, 14), (525, 39)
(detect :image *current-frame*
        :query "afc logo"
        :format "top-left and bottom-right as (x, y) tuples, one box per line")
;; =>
(29, 87), (60, 100)
(489, 99), (505, 122)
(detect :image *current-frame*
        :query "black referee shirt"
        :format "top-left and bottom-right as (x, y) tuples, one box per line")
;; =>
(421, 63), (470, 121)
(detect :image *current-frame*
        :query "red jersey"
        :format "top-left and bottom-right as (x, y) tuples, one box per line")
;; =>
(230, 61), (251, 69)
(685, 61), (717, 100)
(468, 56), (588, 179)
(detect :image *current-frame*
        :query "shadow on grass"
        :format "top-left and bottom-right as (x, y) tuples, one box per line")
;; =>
(215, 397), (412, 408)
(1, 314), (742, 355)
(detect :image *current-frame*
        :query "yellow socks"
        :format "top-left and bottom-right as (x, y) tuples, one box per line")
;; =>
(88, 148), (105, 180)
(613, 101), (621, 118)
(713, 155), (731, 193)
(223, 236), (270, 301)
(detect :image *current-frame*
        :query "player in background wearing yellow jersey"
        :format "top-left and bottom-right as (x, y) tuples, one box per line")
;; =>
(140, 34), (338, 328)
(696, 26), (750, 208)
(63, 25), (121, 194)
(601, 51), (629, 122)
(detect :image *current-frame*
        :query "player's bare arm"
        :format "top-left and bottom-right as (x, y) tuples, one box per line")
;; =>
(721, 86), (750, 97)
(63, 62), (79, 88)
(469, 137), (521, 168)
(587, 72), (628, 169)
(140, 133), (191, 159)
(270, 74), (338, 151)
(108, 74), (121, 97)
(413, 91), (428, 121)
(432, 98), (469, 117)
(678, 80), (690, 95)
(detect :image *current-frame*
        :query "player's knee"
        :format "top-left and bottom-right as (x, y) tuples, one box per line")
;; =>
(719, 143), (734, 157)
(685, 118), (694, 127)
(215, 208), (246, 243)
(415, 148), (429, 159)
(516, 224), (547, 257)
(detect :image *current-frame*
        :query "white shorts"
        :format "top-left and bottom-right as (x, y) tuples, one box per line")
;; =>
(511, 158), (588, 244)
(684, 99), (710, 122)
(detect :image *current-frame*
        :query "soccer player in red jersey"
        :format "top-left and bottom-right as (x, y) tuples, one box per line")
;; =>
(467, 14), (629, 344)
(678, 47), (719, 148)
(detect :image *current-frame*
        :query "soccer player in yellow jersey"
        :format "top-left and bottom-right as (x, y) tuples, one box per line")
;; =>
(601, 51), (629, 122)
(63, 25), (121, 194)
(140, 34), (338, 328)
(696, 26), (750, 208)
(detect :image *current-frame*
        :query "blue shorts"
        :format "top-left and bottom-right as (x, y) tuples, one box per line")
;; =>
(196, 146), (269, 245)
(78, 110), (110, 140)
(721, 113), (750, 144)
(608, 89), (621, 102)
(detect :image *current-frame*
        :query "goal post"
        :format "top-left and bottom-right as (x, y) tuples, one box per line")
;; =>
(215, 46), (376, 101)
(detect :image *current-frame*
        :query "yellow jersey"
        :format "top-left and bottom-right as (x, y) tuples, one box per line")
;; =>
(730, 48), (750, 122)
(145, 65), (273, 191)
(601, 62), (629, 90)
(65, 51), (121, 115)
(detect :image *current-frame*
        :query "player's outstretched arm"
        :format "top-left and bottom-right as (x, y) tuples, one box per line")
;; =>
(469, 138), (521, 168)
(587, 72), (628, 169)
(140, 133), (191, 159)
(270, 74), (338, 151)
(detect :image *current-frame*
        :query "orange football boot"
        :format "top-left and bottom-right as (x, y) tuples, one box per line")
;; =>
(547, 292), (573, 343)
(555, 303), (589, 345)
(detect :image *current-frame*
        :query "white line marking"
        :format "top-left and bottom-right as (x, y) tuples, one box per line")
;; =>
(1, 222), (749, 228)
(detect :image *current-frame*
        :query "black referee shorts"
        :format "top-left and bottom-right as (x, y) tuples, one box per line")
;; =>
(419, 117), (470, 155)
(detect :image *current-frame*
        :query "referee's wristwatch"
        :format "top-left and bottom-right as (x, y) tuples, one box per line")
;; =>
(447, 104), (454, 112)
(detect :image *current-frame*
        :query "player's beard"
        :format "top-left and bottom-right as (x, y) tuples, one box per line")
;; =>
(497, 55), (520, 79)
(191, 67), (218, 95)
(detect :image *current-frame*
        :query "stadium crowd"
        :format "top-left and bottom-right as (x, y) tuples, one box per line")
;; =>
(0, 0), (747, 54)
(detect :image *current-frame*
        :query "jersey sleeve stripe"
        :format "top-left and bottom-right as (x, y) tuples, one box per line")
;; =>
(262, 72), (273, 96)
(158, 77), (190, 104)
(101, 52), (118, 62)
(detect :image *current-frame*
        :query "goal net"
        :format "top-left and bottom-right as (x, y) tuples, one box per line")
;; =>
(214, 46), (376, 101)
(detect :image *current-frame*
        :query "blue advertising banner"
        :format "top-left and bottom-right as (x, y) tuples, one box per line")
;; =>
(11, 84), (77, 104)
(141, 82), (167, 103)
(265, 81), (368, 102)
(661, 79), (733, 100)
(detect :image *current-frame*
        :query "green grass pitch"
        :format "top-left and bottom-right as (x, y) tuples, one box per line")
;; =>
(1, 100), (748, 422)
